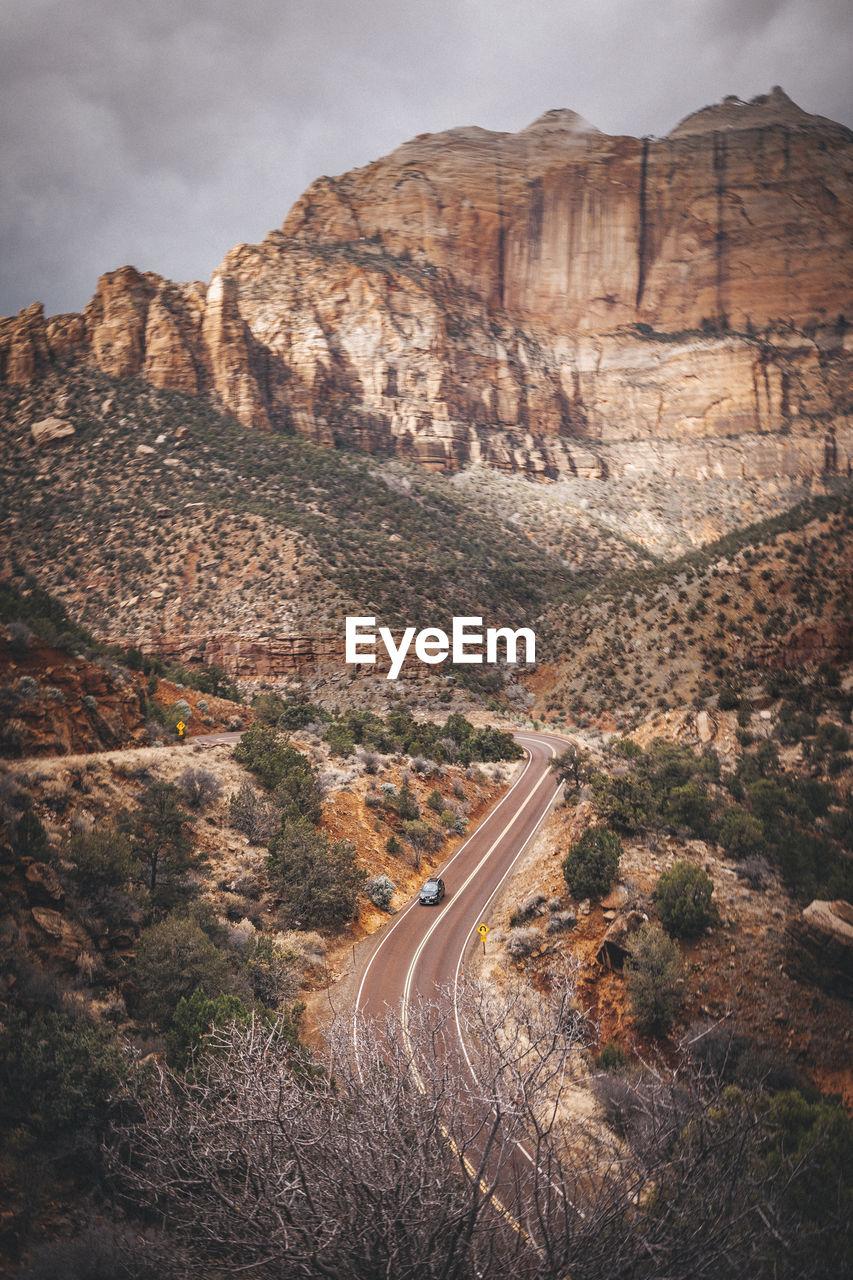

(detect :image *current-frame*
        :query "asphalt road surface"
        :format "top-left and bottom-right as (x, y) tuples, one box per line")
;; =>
(353, 729), (569, 1244)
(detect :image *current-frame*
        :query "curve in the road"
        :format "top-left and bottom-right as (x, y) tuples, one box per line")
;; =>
(352, 730), (570, 1247)
(354, 731), (566, 1055)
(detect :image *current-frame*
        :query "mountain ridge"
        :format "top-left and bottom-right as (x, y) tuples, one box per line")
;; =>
(2, 88), (852, 482)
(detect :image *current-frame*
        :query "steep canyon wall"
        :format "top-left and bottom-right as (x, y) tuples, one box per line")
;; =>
(2, 88), (852, 480)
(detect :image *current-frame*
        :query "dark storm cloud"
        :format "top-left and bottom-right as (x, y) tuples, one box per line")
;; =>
(1, 0), (850, 317)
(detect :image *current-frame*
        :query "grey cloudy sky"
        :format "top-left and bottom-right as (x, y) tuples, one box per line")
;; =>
(2, 0), (851, 318)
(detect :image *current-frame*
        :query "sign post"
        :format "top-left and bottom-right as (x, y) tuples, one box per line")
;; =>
(477, 922), (489, 954)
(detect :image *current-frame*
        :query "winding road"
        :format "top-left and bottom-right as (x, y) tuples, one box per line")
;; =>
(352, 730), (569, 1242)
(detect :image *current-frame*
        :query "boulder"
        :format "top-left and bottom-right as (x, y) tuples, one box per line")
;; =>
(30, 906), (92, 969)
(24, 861), (64, 906)
(596, 909), (647, 970)
(31, 416), (75, 446)
(785, 899), (853, 999)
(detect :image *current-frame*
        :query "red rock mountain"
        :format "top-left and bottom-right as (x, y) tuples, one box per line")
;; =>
(2, 88), (852, 479)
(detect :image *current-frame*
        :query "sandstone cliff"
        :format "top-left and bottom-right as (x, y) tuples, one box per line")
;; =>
(2, 88), (852, 480)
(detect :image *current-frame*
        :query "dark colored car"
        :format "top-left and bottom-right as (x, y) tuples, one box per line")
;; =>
(419, 877), (446, 905)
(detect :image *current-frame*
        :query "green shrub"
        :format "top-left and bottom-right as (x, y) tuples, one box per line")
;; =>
(229, 782), (279, 844)
(268, 816), (366, 929)
(718, 807), (765, 858)
(120, 781), (201, 909)
(426, 788), (445, 814)
(551, 743), (593, 789)
(272, 761), (323, 826)
(664, 782), (712, 836)
(12, 808), (50, 858)
(625, 923), (684, 1035)
(654, 862), (715, 938)
(717, 686), (740, 711)
(177, 766), (223, 810)
(235, 724), (308, 791)
(0, 1010), (126, 1136)
(64, 827), (138, 901)
(595, 1041), (630, 1073)
(401, 819), (442, 852)
(243, 934), (298, 1007)
(396, 784), (420, 821)
(562, 826), (622, 900)
(166, 989), (253, 1071)
(134, 916), (232, 1029)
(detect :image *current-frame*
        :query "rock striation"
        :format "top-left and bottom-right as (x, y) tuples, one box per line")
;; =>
(145, 632), (342, 679)
(2, 88), (852, 480)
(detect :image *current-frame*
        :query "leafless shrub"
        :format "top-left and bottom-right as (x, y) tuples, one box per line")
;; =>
(546, 911), (577, 934)
(218, 891), (249, 922)
(358, 750), (380, 775)
(7, 619), (33, 653)
(736, 854), (772, 889)
(177, 766), (223, 809)
(317, 766), (351, 794)
(505, 926), (539, 959)
(106, 971), (842, 1280)
(228, 782), (279, 843)
(226, 918), (256, 954)
(231, 870), (262, 899)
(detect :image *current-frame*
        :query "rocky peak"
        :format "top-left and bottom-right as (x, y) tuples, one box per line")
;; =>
(668, 86), (852, 138)
(520, 107), (604, 138)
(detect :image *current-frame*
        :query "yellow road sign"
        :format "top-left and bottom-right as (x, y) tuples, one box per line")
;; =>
(477, 923), (489, 939)
(176, 721), (186, 737)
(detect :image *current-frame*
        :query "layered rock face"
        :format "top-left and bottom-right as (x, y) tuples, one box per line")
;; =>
(2, 88), (852, 479)
(145, 632), (342, 679)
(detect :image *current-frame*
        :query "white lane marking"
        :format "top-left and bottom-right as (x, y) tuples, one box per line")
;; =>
(450, 737), (586, 1216)
(351, 733), (570, 1241)
(400, 753), (558, 1035)
(397, 735), (565, 1244)
(399, 742), (560, 1029)
(352, 746), (536, 1061)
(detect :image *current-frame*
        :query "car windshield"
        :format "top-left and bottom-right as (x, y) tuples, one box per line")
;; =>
(423, 880), (438, 890)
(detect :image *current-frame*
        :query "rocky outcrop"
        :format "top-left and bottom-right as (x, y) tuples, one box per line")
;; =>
(144, 632), (342, 678)
(786, 900), (853, 1000)
(29, 906), (93, 971)
(24, 862), (65, 908)
(2, 89), (852, 478)
(0, 636), (148, 757)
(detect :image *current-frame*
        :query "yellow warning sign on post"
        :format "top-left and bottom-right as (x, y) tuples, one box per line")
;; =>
(477, 924), (489, 939)
(176, 721), (186, 738)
